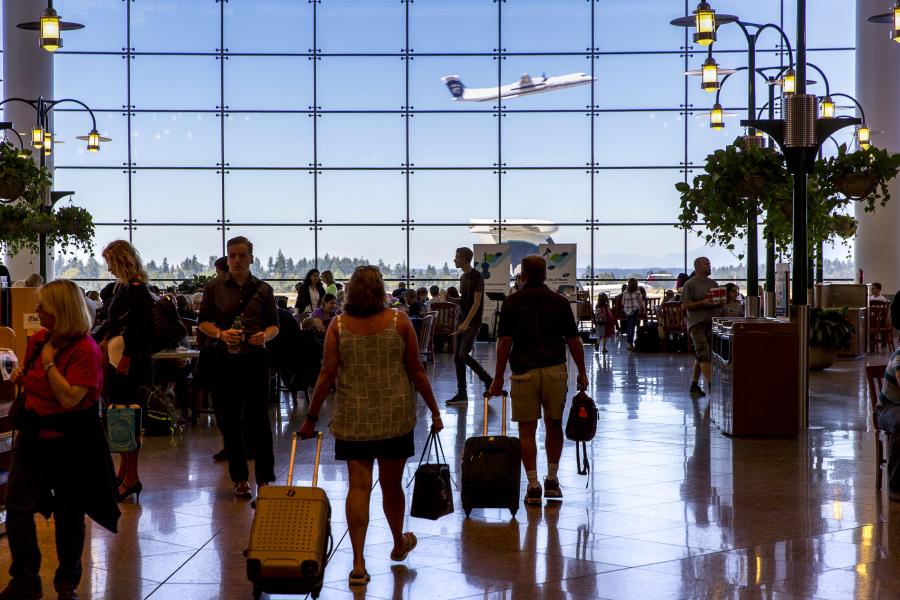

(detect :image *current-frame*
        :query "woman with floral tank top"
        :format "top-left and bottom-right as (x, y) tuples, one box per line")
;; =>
(300, 266), (443, 587)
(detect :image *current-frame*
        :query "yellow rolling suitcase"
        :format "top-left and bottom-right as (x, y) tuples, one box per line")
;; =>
(245, 432), (332, 599)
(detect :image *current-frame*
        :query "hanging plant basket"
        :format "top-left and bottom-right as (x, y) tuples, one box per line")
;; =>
(734, 175), (768, 198)
(836, 174), (878, 199)
(0, 178), (25, 201)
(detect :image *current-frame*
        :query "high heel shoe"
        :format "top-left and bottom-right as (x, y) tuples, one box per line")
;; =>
(116, 480), (142, 502)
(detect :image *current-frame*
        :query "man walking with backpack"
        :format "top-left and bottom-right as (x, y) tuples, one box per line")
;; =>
(199, 236), (280, 499)
(488, 255), (588, 506)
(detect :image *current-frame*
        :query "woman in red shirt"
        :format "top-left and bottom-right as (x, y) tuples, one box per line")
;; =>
(2, 279), (119, 600)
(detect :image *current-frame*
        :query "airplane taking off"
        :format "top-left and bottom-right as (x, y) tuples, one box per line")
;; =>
(441, 72), (594, 102)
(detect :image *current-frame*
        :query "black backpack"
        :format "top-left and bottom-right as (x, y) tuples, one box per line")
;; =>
(565, 391), (598, 477)
(151, 293), (188, 352)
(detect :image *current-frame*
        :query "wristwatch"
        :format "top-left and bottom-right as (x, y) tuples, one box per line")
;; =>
(43, 361), (54, 372)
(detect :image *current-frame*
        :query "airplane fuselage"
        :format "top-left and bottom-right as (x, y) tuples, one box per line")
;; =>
(446, 72), (593, 102)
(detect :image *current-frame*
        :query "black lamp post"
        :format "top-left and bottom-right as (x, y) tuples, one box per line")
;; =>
(672, 10), (796, 319)
(0, 96), (106, 280)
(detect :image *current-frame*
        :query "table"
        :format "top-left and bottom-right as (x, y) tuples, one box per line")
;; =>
(152, 349), (201, 360)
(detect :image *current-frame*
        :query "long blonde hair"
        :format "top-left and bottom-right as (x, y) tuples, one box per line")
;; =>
(37, 279), (92, 344)
(102, 240), (148, 283)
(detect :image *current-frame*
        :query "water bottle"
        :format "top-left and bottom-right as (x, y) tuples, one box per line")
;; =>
(228, 315), (243, 354)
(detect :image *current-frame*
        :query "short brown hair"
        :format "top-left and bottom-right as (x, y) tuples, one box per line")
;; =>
(227, 235), (253, 256)
(456, 247), (473, 263)
(343, 266), (387, 318)
(102, 240), (148, 283)
(521, 255), (546, 284)
(37, 279), (93, 344)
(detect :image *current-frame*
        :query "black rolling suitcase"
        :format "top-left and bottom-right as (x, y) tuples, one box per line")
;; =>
(461, 391), (521, 518)
(245, 431), (332, 599)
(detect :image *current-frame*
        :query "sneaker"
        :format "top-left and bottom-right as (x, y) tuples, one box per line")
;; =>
(0, 579), (42, 600)
(213, 448), (227, 462)
(233, 481), (252, 499)
(543, 477), (563, 501)
(690, 383), (706, 397)
(524, 483), (543, 506)
(55, 581), (79, 600)
(446, 393), (468, 407)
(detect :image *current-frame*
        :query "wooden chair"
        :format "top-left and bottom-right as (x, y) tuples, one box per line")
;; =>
(658, 303), (687, 352)
(644, 297), (661, 324)
(418, 313), (436, 364)
(866, 363), (888, 490)
(868, 300), (894, 353)
(430, 301), (459, 353)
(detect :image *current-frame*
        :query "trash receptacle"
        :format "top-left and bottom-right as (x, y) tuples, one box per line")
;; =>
(711, 317), (799, 436)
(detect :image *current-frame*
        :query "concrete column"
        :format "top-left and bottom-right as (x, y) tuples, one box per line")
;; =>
(855, 0), (900, 293)
(2, 1), (53, 281)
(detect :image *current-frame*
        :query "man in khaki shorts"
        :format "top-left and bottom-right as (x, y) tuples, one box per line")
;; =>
(488, 256), (588, 506)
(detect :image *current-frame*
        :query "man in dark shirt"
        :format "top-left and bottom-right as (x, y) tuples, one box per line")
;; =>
(446, 246), (494, 406)
(199, 236), (280, 500)
(488, 255), (588, 506)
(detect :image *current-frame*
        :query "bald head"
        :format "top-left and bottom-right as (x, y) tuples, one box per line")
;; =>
(693, 256), (711, 278)
(521, 255), (547, 284)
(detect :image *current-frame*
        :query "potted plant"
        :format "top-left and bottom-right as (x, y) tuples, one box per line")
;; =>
(53, 205), (95, 254)
(675, 137), (793, 259)
(809, 307), (855, 370)
(0, 142), (50, 201)
(816, 143), (900, 206)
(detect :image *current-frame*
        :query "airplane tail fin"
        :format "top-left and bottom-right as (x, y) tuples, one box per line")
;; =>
(441, 75), (465, 99)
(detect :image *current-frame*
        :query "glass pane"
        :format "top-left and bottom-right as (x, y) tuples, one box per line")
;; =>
(596, 225), (684, 272)
(409, 170), (498, 224)
(596, 111), (685, 167)
(58, 225), (134, 271)
(224, 113), (313, 168)
(409, 225), (481, 283)
(224, 0), (312, 54)
(596, 54), (685, 109)
(225, 58), (312, 110)
(53, 169), (129, 224)
(502, 112), (590, 167)
(318, 226), (408, 280)
(410, 114), (497, 167)
(503, 0), (590, 53)
(317, 57), (405, 111)
(317, 115), (404, 167)
(317, 0), (404, 54)
(500, 55), (593, 111)
(410, 56), (500, 112)
(235, 226), (315, 293)
(501, 171), (590, 225)
(54, 55), (127, 110)
(56, 0), (127, 52)
(799, 1), (856, 50)
(596, 169), (682, 224)
(410, 0), (497, 54)
(131, 112), (221, 167)
(596, 0), (684, 52)
(52, 111), (127, 168)
(131, 226), (224, 276)
(318, 171), (405, 224)
(131, 170), (221, 224)
(132, 56), (219, 110)
(130, 0), (219, 53)
(225, 171), (313, 224)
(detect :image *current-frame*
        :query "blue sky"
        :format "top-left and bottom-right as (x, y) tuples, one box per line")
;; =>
(36, 0), (861, 275)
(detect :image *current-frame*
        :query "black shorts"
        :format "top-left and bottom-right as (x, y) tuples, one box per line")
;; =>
(334, 430), (415, 462)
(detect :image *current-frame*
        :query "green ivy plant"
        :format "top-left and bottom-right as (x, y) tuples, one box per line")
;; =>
(675, 137), (793, 259)
(0, 142), (51, 202)
(816, 143), (900, 210)
(52, 205), (95, 254)
(809, 307), (854, 350)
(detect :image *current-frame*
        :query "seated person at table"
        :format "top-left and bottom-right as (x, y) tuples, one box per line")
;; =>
(663, 289), (677, 303)
(176, 294), (196, 320)
(871, 282), (889, 303)
(429, 285), (442, 303)
(446, 286), (460, 300)
(722, 283), (744, 317)
(310, 294), (341, 328)
(416, 287), (431, 312)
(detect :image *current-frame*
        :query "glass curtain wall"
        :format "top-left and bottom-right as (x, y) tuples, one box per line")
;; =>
(46, 0), (856, 291)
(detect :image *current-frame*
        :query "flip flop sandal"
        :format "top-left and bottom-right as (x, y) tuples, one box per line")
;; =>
(349, 570), (371, 586)
(390, 532), (417, 561)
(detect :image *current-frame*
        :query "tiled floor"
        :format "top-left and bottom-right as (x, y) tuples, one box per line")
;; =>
(1, 340), (897, 599)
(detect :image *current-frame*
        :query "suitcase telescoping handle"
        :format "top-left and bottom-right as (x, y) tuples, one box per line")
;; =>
(287, 431), (323, 487)
(482, 391), (508, 437)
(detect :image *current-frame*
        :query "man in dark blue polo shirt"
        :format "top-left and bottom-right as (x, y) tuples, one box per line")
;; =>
(488, 255), (588, 506)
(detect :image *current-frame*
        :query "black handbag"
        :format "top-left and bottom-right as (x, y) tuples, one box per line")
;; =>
(10, 341), (46, 430)
(565, 391), (598, 479)
(408, 428), (455, 520)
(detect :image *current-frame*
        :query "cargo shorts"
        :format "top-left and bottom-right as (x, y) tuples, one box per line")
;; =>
(689, 322), (712, 363)
(510, 363), (568, 422)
